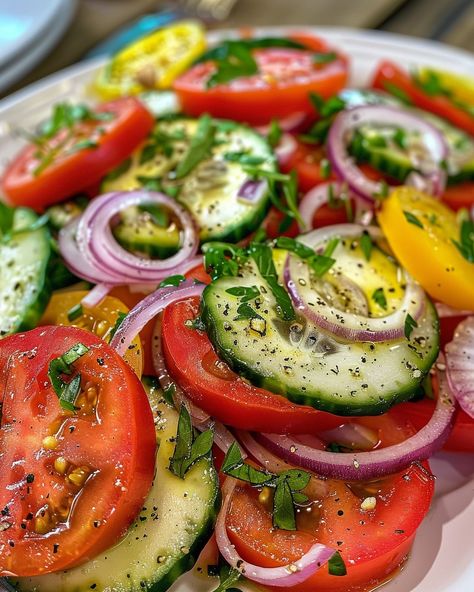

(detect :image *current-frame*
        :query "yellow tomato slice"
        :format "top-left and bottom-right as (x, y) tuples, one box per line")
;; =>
(418, 68), (474, 108)
(41, 290), (144, 377)
(377, 187), (474, 310)
(94, 21), (206, 99)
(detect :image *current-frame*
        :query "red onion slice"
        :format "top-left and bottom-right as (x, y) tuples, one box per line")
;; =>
(215, 478), (335, 588)
(275, 133), (298, 166)
(59, 191), (199, 287)
(445, 316), (474, 418)
(319, 423), (380, 451)
(80, 283), (113, 308)
(327, 106), (448, 201)
(110, 280), (205, 357)
(237, 179), (267, 204)
(256, 357), (455, 480)
(285, 224), (426, 342)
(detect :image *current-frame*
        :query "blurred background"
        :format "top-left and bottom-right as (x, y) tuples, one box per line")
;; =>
(1, 0), (473, 99)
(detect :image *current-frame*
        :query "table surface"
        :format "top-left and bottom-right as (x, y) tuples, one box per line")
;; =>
(2, 0), (473, 99)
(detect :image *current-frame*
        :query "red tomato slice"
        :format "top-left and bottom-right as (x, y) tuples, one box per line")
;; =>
(372, 60), (474, 135)
(442, 182), (474, 211)
(173, 48), (348, 126)
(0, 326), (156, 576)
(226, 413), (434, 592)
(161, 297), (345, 434)
(395, 398), (474, 452)
(1, 97), (154, 210)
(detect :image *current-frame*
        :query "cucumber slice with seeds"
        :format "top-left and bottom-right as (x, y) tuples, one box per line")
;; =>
(201, 239), (439, 416)
(103, 117), (276, 243)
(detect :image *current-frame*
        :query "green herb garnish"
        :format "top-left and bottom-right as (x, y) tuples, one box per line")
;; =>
(404, 313), (418, 339)
(267, 119), (283, 148)
(382, 82), (413, 105)
(211, 560), (242, 592)
(403, 211), (424, 229)
(48, 343), (90, 412)
(222, 442), (311, 530)
(159, 274), (186, 288)
(328, 551), (347, 576)
(226, 285), (260, 303)
(169, 406), (214, 479)
(360, 231), (373, 262)
(452, 218), (474, 263)
(109, 311), (127, 339)
(372, 287), (388, 310)
(67, 303), (83, 322)
(175, 115), (216, 179)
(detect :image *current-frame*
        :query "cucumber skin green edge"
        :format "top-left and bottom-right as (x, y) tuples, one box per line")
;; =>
(146, 487), (221, 592)
(201, 288), (440, 417)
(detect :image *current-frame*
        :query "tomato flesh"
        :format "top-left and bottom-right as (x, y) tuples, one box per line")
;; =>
(162, 297), (345, 434)
(173, 48), (348, 125)
(226, 414), (434, 592)
(372, 60), (474, 135)
(1, 97), (154, 210)
(442, 182), (474, 211)
(0, 326), (156, 576)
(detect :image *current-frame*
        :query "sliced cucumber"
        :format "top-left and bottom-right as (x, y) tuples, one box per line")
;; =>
(46, 196), (88, 232)
(202, 240), (439, 416)
(103, 117), (276, 242)
(14, 377), (219, 592)
(340, 88), (474, 184)
(0, 208), (52, 336)
(112, 204), (181, 259)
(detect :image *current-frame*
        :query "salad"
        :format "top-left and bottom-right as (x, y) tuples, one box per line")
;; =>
(0, 20), (473, 592)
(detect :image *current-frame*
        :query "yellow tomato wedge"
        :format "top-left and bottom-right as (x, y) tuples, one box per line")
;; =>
(418, 68), (474, 108)
(378, 187), (474, 310)
(95, 21), (206, 99)
(41, 290), (144, 377)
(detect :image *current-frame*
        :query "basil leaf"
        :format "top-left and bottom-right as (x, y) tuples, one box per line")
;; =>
(273, 478), (296, 530)
(109, 312), (127, 340)
(212, 561), (242, 592)
(372, 287), (388, 310)
(313, 51), (337, 65)
(221, 442), (273, 486)
(403, 211), (424, 229)
(226, 285), (260, 303)
(452, 218), (474, 263)
(328, 551), (347, 576)
(196, 37), (308, 64)
(275, 236), (315, 259)
(182, 428), (214, 475)
(234, 302), (264, 321)
(207, 43), (258, 88)
(202, 242), (246, 280)
(0, 202), (15, 238)
(404, 313), (418, 339)
(175, 115), (216, 179)
(280, 469), (311, 491)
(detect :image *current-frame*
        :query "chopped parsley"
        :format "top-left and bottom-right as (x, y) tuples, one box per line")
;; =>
(404, 313), (418, 339)
(360, 231), (373, 262)
(48, 343), (90, 412)
(403, 211), (424, 229)
(372, 287), (388, 310)
(175, 115), (216, 179)
(452, 218), (474, 263)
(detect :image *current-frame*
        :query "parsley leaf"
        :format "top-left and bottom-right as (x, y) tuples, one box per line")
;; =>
(403, 211), (424, 229)
(267, 119), (283, 148)
(372, 287), (388, 310)
(202, 242), (246, 280)
(328, 551), (347, 576)
(0, 202), (15, 240)
(159, 274), (186, 288)
(234, 302), (264, 321)
(452, 218), (474, 263)
(211, 560), (242, 592)
(404, 313), (418, 339)
(207, 43), (258, 88)
(169, 406), (213, 479)
(360, 231), (373, 262)
(48, 343), (90, 412)
(249, 243), (295, 321)
(226, 285), (260, 303)
(175, 115), (216, 179)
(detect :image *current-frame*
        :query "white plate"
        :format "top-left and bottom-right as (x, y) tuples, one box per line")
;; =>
(0, 26), (473, 592)
(0, 0), (77, 94)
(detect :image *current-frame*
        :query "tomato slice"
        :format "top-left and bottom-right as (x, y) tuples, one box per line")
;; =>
(0, 326), (156, 576)
(162, 297), (345, 434)
(372, 60), (474, 135)
(40, 290), (144, 377)
(226, 413), (434, 592)
(1, 98), (154, 210)
(173, 48), (348, 126)
(442, 182), (474, 211)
